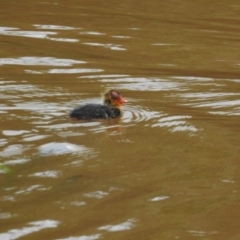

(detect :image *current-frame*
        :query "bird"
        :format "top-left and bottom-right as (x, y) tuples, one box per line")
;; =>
(69, 90), (127, 120)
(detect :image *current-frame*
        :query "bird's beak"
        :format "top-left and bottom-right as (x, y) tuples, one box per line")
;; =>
(119, 96), (127, 104)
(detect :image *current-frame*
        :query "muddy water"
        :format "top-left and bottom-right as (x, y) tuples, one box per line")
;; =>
(0, 0), (240, 239)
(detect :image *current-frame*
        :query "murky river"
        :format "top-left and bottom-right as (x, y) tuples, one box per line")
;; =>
(1, 0), (240, 239)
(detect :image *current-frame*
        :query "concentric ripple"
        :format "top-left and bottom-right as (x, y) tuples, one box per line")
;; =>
(122, 105), (163, 123)
(122, 105), (198, 133)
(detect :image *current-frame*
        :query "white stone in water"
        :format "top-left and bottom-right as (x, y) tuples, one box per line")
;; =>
(38, 142), (89, 156)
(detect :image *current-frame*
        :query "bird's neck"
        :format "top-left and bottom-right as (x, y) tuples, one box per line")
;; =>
(104, 100), (116, 108)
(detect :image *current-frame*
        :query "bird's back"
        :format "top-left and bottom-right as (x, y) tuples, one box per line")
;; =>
(69, 104), (121, 120)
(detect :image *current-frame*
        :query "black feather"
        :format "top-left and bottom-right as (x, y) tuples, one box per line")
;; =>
(69, 104), (121, 120)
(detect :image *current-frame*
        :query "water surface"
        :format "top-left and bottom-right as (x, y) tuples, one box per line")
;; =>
(1, 0), (240, 239)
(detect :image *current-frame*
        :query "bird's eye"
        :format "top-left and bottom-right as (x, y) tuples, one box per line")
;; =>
(111, 92), (119, 99)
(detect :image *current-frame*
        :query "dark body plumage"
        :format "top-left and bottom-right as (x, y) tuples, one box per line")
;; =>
(69, 104), (121, 120)
(69, 90), (127, 120)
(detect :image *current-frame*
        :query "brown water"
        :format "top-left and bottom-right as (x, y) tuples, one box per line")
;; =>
(1, 0), (240, 239)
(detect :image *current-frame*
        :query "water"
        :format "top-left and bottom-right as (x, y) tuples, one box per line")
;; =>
(1, 0), (240, 239)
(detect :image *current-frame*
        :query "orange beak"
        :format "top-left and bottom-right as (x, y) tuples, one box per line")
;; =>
(112, 95), (127, 107)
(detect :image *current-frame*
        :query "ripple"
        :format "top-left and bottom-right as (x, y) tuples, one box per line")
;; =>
(208, 110), (240, 116)
(79, 74), (130, 79)
(172, 76), (214, 81)
(122, 106), (163, 123)
(112, 35), (131, 39)
(26, 68), (103, 75)
(24, 70), (43, 74)
(4, 158), (30, 165)
(99, 77), (182, 91)
(158, 115), (192, 122)
(83, 42), (126, 51)
(149, 196), (169, 201)
(0, 57), (85, 66)
(11, 101), (66, 115)
(152, 115), (198, 132)
(3, 130), (30, 136)
(80, 31), (105, 35)
(0, 220), (59, 239)
(57, 234), (101, 240)
(22, 134), (49, 142)
(195, 99), (240, 108)
(122, 106), (198, 133)
(0, 212), (16, 219)
(174, 92), (240, 100)
(0, 139), (7, 147)
(15, 185), (48, 195)
(38, 122), (100, 129)
(0, 83), (38, 92)
(0, 26), (79, 42)
(83, 191), (109, 199)
(152, 43), (175, 46)
(0, 145), (24, 157)
(172, 90), (240, 116)
(48, 37), (79, 42)
(45, 68), (104, 74)
(188, 230), (218, 237)
(98, 218), (137, 232)
(33, 24), (81, 30)
(29, 170), (60, 178)
(0, 27), (56, 39)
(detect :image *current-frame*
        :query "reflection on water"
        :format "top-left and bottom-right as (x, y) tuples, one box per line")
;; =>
(0, 220), (59, 239)
(0, 26), (79, 42)
(149, 196), (169, 202)
(152, 115), (198, 133)
(29, 170), (60, 178)
(83, 42), (126, 51)
(1, 0), (240, 239)
(83, 191), (109, 199)
(0, 26), (56, 39)
(79, 74), (130, 79)
(188, 230), (218, 238)
(45, 68), (104, 74)
(0, 56), (105, 75)
(58, 234), (101, 240)
(0, 56), (85, 66)
(33, 24), (81, 30)
(98, 218), (137, 232)
(99, 77), (183, 91)
(169, 76), (240, 116)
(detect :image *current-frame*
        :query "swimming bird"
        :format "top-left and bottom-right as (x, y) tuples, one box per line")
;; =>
(69, 90), (127, 120)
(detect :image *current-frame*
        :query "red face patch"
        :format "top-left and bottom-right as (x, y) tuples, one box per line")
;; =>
(109, 90), (127, 106)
